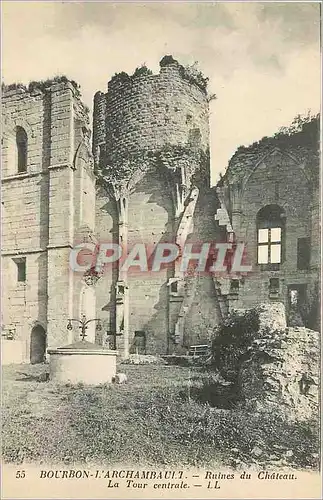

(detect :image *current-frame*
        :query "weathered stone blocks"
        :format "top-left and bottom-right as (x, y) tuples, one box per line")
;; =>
(238, 304), (319, 421)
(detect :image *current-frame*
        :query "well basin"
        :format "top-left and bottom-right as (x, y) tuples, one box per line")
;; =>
(47, 341), (118, 385)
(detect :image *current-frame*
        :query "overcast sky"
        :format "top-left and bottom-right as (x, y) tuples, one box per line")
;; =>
(2, 1), (321, 184)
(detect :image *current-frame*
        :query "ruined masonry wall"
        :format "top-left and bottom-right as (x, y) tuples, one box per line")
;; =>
(225, 149), (318, 330)
(1, 83), (96, 360)
(2, 88), (49, 360)
(238, 303), (319, 421)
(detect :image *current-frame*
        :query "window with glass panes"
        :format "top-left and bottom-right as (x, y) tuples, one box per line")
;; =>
(256, 205), (285, 266)
(257, 227), (282, 264)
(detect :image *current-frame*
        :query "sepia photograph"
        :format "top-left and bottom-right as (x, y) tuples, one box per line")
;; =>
(1, 1), (321, 499)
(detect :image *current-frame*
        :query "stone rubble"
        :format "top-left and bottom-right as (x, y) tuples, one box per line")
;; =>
(238, 304), (319, 421)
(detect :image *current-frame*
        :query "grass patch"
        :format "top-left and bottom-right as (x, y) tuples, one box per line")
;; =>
(2, 364), (319, 468)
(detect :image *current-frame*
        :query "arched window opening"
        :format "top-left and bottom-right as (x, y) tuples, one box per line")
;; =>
(16, 126), (28, 173)
(256, 205), (285, 268)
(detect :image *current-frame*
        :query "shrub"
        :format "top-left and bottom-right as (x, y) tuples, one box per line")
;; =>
(159, 55), (177, 67)
(180, 62), (209, 93)
(2, 82), (27, 92)
(27, 76), (81, 96)
(132, 65), (153, 78)
(211, 308), (260, 381)
(111, 71), (131, 85)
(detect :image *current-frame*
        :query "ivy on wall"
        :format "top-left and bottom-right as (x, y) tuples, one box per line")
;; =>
(96, 149), (158, 189)
(96, 145), (210, 193)
(179, 62), (209, 94)
(225, 114), (320, 184)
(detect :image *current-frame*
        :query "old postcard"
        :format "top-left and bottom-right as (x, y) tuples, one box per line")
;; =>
(1, 1), (321, 499)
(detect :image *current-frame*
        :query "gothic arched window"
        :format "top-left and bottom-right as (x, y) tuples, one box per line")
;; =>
(16, 126), (28, 173)
(256, 205), (285, 267)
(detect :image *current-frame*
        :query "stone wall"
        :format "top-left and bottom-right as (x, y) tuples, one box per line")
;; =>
(216, 120), (320, 330)
(238, 303), (319, 421)
(126, 167), (173, 353)
(182, 188), (222, 346)
(233, 149), (315, 312)
(93, 57), (209, 168)
(2, 86), (50, 359)
(1, 81), (95, 359)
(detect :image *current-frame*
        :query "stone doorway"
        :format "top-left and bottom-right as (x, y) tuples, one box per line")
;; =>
(30, 325), (46, 364)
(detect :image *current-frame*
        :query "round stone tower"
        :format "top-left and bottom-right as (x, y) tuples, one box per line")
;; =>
(93, 55), (209, 182)
(93, 56), (220, 357)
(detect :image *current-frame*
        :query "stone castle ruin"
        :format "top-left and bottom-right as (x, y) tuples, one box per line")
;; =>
(1, 57), (320, 370)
